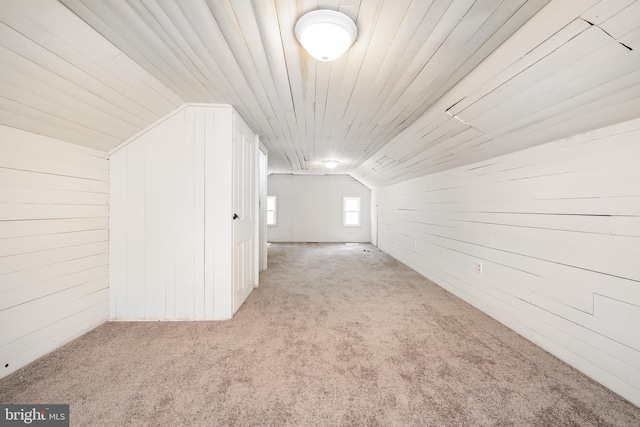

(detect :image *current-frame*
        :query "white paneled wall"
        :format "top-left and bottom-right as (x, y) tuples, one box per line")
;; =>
(377, 118), (640, 406)
(0, 125), (109, 379)
(110, 104), (254, 321)
(267, 174), (371, 242)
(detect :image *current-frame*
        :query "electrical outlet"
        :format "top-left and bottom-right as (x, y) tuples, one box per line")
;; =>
(475, 261), (483, 274)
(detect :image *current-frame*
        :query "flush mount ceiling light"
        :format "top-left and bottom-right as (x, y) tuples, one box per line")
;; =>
(295, 10), (357, 61)
(323, 160), (339, 169)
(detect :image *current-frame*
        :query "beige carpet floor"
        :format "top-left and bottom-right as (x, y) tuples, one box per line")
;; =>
(1, 243), (639, 426)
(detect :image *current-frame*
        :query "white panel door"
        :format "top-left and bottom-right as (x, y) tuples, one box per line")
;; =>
(232, 115), (256, 313)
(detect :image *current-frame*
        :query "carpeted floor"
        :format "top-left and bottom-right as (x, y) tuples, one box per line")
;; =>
(1, 243), (639, 426)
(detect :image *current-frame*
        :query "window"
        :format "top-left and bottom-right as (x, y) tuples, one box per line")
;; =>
(266, 196), (277, 226)
(343, 196), (361, 227)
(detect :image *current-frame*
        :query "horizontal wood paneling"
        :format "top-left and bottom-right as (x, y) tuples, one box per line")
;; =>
(0, 169), (109, 194)
(2, 300), (107, 372)
(0, 265), (108, 312)
(267, 174), (371, 243)
(0, 124), (108, 379)
(3, 0), (637, 188)
(0, 280), (107, 348)
(55, 0), (550, 172)
(0, 0), (183, 152)
(377, 119), (640, 406)
(354, 1), (640, 188)
(2, 0), (639, 189)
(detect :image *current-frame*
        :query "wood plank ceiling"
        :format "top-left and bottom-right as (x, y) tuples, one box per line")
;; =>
(1, 0), (640, 187)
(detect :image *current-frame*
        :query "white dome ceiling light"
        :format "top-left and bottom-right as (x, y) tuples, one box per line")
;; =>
(295, 10), (357, 62)
(323, 160), (339, 169)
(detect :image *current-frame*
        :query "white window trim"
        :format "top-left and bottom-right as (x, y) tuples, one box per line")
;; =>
(267, 195), (277, 226)
(343, 196), (361, 227)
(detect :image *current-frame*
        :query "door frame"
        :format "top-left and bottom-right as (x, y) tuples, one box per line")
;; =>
(258, 141), (268, 273)
(231, 113), (258, 314)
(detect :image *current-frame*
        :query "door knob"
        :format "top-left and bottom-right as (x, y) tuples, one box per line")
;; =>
(233, 213), (239, 220)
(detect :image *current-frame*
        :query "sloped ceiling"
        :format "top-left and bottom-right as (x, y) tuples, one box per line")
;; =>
(1, 0), (639, 188)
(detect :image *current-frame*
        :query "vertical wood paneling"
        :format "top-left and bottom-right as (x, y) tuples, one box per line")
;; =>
(267, 174), (371, 243)
(377, 118), (640, 407)
(192, 108), (206, 320)
(112, 107), (189, 320)
(210, 107), (233, 320)
(0, 124), (108, 380)
(109, 149), (126, 319)
(126, 140), (146, 319)
(109, 104), (247, 321)
(175, 109), (192, 319)
(206, 106), (224, 319)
